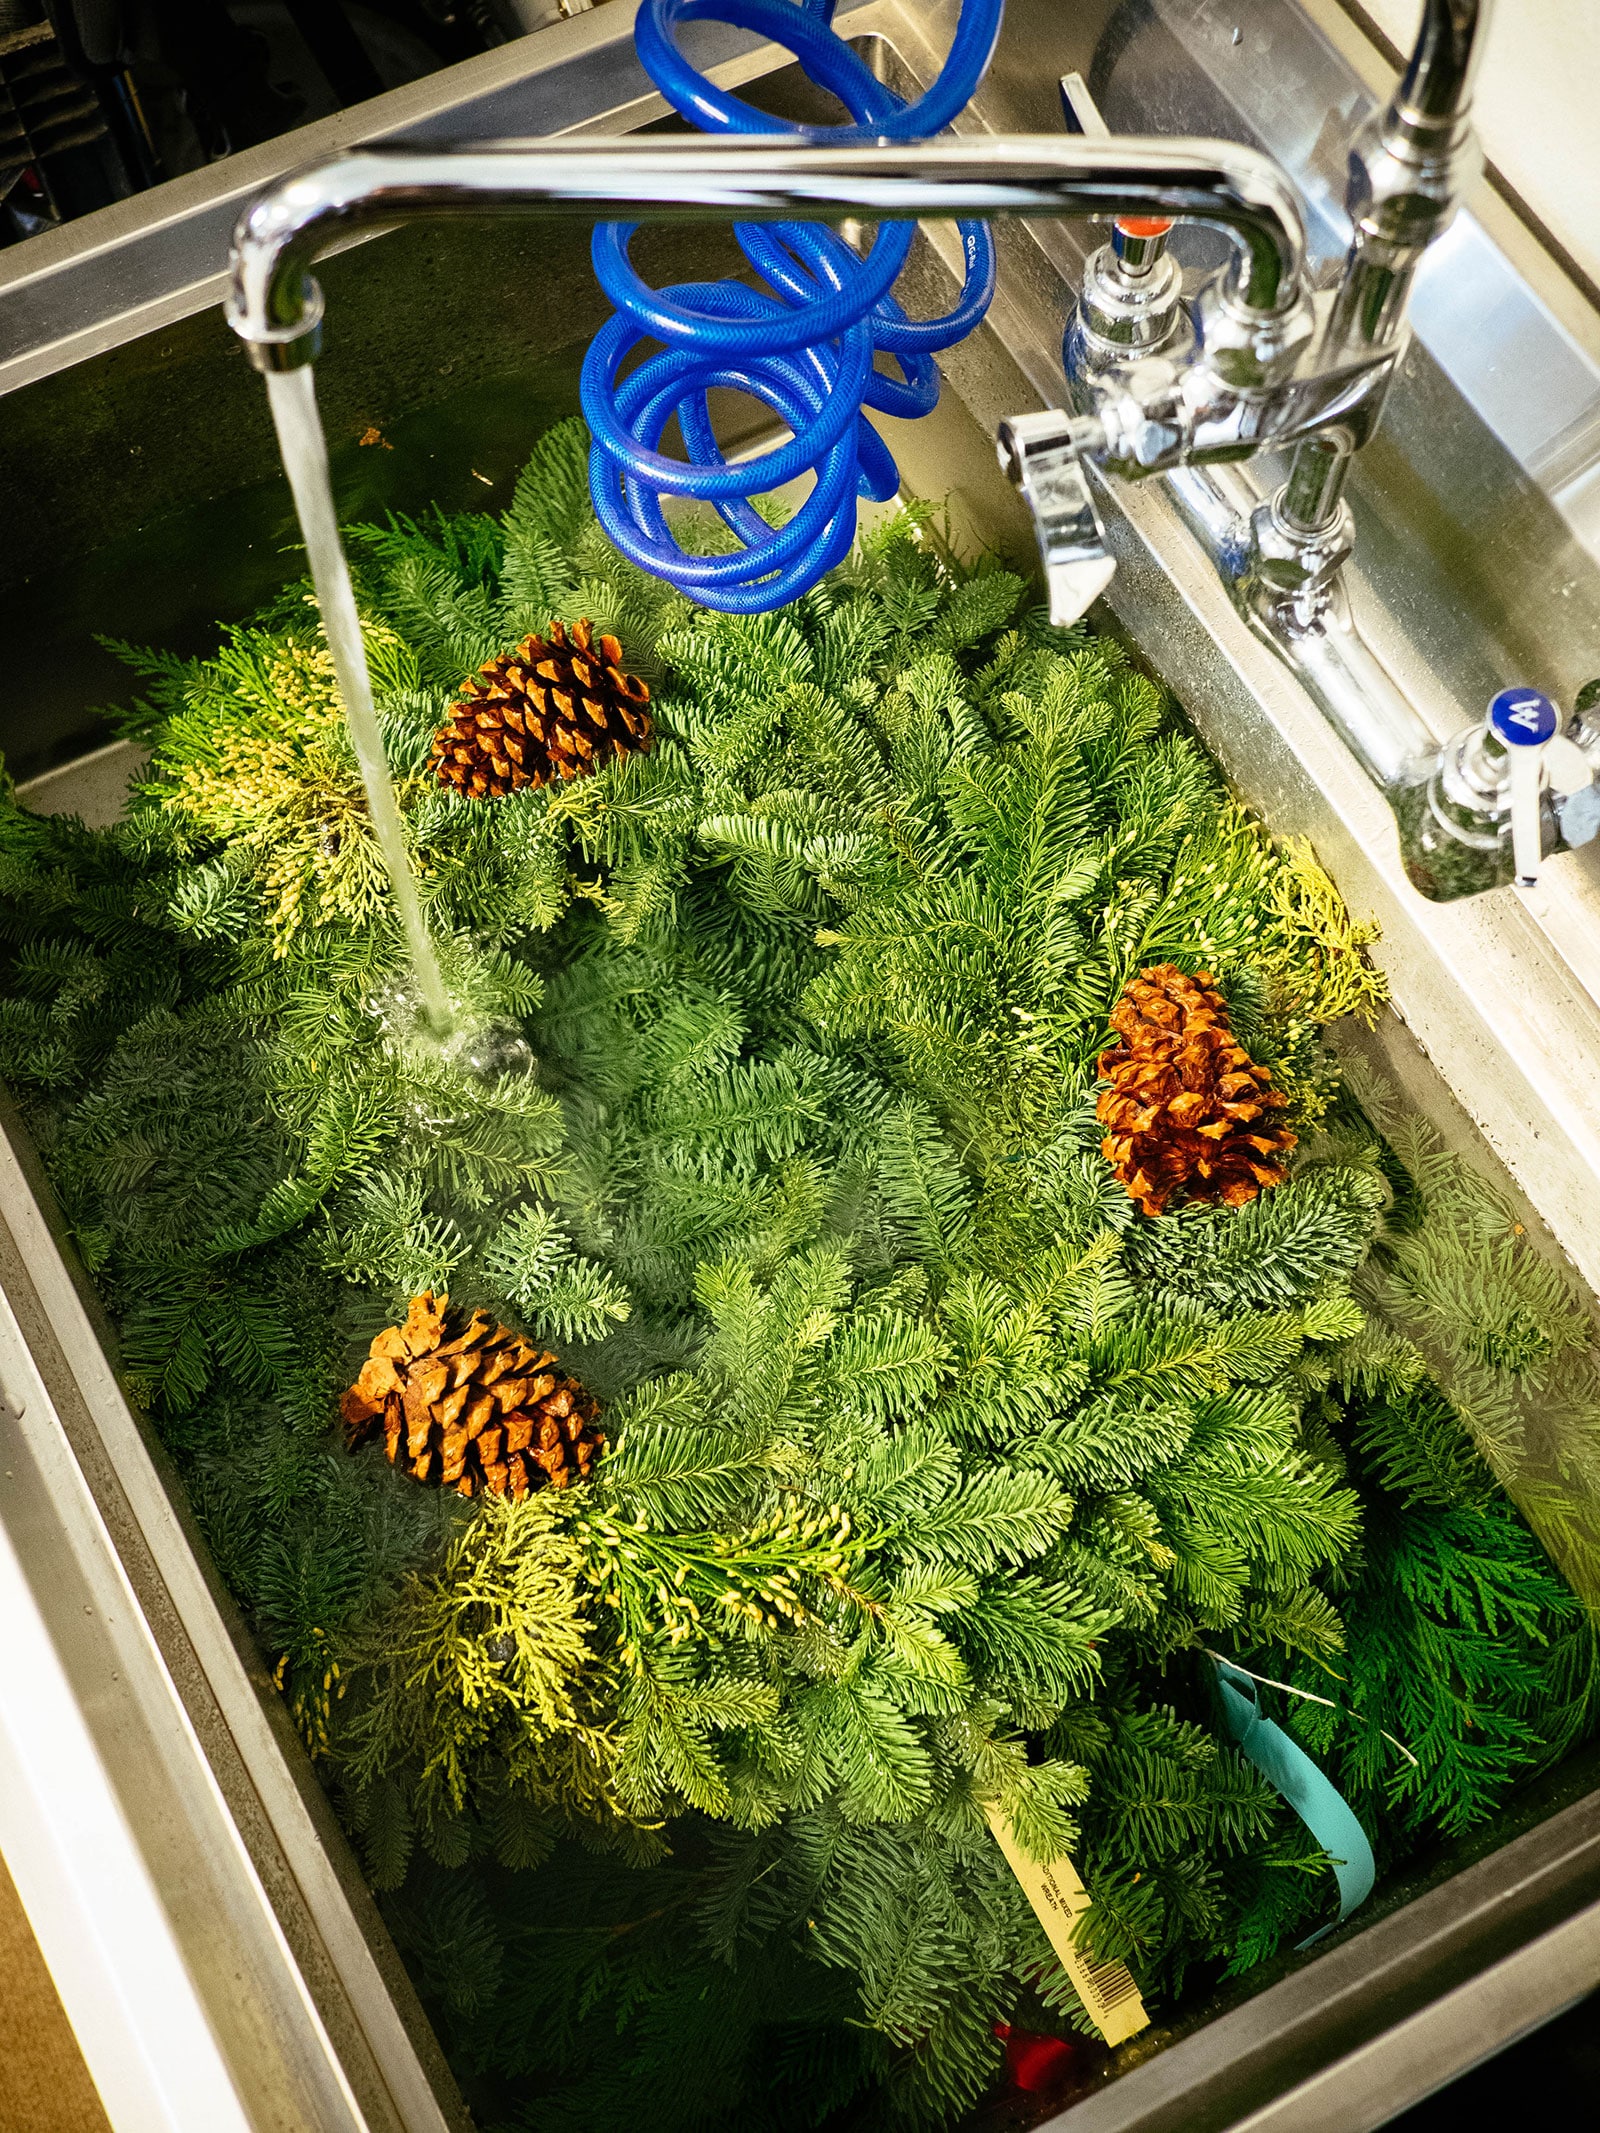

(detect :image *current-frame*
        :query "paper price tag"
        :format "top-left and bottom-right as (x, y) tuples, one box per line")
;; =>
(985, 1808), (1150, 2048)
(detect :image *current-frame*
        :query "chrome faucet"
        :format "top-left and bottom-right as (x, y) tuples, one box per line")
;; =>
(226, 0), (1598, 903)
(1028, 2), (1600, 900)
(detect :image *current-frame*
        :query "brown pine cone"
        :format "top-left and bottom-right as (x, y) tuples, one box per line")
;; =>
(431, 618), (652, 799)
(1096, 965), (1296, 1218)
(340, 1291), (604, 1497)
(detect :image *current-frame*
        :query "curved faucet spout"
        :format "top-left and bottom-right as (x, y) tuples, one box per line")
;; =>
(227, 133), (1308, 364)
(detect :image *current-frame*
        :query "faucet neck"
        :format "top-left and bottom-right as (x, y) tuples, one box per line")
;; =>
(1337, 0), (1491, 317)
(1281, 0), (1492, 535)
(1396, 0), (1490, 135)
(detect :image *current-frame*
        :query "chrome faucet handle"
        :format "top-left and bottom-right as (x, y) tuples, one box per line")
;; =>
(1487, 688), (1597, 885)
(1489, 689), (1566, 886)
(997, 411), (1115, 628)
(1058, 73), (1187, 376)
(1401, 684), (1599, 901)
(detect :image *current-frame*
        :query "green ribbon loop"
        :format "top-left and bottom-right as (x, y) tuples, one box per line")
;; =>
(1212, 1657), (1375, 1947)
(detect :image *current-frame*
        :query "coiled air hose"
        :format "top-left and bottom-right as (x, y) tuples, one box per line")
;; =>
(581, 0), (1004, 612)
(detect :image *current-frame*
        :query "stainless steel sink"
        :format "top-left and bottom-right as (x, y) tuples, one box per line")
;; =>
(3, 5), (1600, 2130)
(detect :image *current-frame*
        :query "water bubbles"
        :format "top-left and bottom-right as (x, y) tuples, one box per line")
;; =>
(442, 1018), (536, 1085)
(366, 975), (535, 1087)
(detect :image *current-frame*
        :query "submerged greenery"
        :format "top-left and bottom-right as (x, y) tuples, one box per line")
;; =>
(2, 420), (1598, 2128)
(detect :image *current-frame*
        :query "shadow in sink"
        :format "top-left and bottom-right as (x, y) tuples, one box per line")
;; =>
(3, 352), (593, 783)
(0, 217), (740, 782)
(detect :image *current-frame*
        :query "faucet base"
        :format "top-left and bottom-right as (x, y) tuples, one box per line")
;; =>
(1164, 465), (1541, 903)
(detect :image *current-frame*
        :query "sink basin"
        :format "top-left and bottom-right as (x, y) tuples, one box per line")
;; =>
(2, 6), (1599, 2131)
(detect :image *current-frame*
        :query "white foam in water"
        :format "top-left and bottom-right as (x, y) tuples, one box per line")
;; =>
(264, 365), (453, 1030)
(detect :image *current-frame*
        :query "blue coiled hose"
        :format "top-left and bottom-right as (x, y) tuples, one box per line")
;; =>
(582, 0), (1004, 612)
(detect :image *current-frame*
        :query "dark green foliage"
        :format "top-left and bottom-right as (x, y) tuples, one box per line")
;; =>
(1, 421), (1596, 2128)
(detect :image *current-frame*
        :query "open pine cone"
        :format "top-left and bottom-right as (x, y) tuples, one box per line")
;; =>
(431, 619), (652, 799)
(1096, 965), (1295, 1218)
(340, 1291), (604, 1497)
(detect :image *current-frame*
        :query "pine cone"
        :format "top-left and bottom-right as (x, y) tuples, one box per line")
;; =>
(1096, 965), (1295, 1218)
(340, 1291), (604, 1497)
(431, 619), (652, 799)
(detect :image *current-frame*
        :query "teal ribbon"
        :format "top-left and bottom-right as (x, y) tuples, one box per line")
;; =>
(1211, 1657), (1375, 1947)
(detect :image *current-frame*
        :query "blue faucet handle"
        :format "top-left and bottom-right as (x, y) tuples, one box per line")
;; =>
(1486, 687), (1596, 886)
(1487, 687), (1559, 748)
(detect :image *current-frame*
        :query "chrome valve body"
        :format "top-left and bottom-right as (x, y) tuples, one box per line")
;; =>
(1013, 4), (1600, 901)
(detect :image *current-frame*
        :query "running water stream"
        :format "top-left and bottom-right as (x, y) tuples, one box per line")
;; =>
(264, 365), (453, 1030)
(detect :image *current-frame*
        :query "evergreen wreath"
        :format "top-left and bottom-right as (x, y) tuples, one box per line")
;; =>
(1, 418), (1597, 2129)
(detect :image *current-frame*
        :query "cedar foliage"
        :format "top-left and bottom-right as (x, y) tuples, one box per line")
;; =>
(0, 420), (1596, 2129)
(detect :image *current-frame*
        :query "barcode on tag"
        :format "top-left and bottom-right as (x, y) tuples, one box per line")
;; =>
(1071, 1949), (1145, 2024)
(985, 1808), (1150, 2048)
